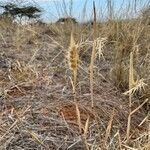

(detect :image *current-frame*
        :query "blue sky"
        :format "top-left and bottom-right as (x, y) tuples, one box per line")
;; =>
(0, 0), (149, 22)
(36, 0), (149, 22)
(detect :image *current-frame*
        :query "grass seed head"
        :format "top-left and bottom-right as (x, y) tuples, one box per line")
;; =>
(68, 32), (78, 71)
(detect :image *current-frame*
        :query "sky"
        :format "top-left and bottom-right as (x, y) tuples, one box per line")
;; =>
(0, 0), (149, 22)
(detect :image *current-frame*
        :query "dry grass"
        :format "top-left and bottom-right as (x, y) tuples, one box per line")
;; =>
(0, 1), (150, 149)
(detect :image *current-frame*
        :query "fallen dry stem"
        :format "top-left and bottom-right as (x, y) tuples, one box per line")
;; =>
(130, 99), (149, 115)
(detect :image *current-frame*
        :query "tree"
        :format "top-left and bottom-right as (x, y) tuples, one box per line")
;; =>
(56, 17), (77, 24)
(18, 6), (41, 19)
(0, 2), (41, 21)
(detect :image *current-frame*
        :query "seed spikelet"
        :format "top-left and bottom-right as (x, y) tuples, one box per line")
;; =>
(68, 32), (78, 71)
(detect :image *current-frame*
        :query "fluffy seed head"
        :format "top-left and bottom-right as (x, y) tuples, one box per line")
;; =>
(68, 32), (78, 71)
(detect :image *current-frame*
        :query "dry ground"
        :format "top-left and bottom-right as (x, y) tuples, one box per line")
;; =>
(0, 22), (149, 149)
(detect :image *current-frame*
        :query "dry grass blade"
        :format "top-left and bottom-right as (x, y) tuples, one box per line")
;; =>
(96, 37), (107, 60)
(28, 130), (47, 148)
(83, 115), (90, 137)
(114, 131), (122, 150)
(138, 115), (149, 126)
(0, 120), (18, 142)
(75, 103), (82, 134)
(145, 123), (150, 149)
(130, 99), (149, 115)
(82, 115), (90, 150)
(118, 131), (122, 150)
(0, 106), (31, 142)
(103, 109), (115, 147)
(122, 144), (138, 150)
(0, 33), (7, 45)
(75, 98), (89, 150)
(148, 122), (150, 144)
(124, 79), (147, 95)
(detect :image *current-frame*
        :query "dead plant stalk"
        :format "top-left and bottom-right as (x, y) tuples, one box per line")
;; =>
(126, 51), (134, 142)
(90, 1), (97, 108)
(68, 32), (89, 150)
